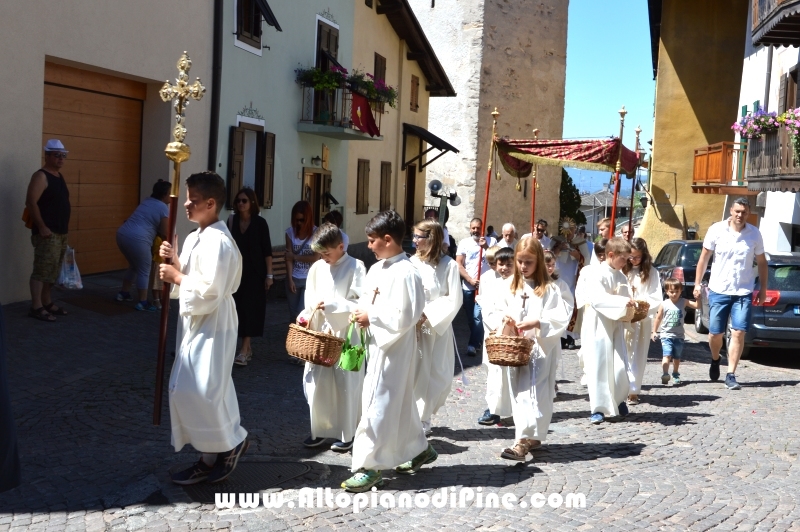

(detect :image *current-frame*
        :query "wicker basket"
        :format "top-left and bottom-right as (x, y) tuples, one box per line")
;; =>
(620, 300), (651, 323)
(485, 330), (534, 367)
(285, 320), (345, 367)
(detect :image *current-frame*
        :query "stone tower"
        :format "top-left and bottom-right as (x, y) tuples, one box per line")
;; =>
(408, 0), (568, 241)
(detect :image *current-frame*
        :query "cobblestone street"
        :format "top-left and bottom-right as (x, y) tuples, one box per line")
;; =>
(2, 273), (800, 531)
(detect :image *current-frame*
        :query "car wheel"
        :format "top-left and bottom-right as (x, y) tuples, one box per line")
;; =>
(694, 300), (708, 334)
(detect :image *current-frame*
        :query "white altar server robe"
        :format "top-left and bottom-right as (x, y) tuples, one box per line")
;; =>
(550, 278), (575, 383)
(351, 253), (427, 471)
(169, 221), (247, 453)
(301, 253), (366, 442)
(478, 272), (514, 417)
(502, 279), (569, 441)
(625, 265), (662, 394)
(574, 263), (600, 368)
(411, 255), (463, 424)
(582, 263), (633, 416)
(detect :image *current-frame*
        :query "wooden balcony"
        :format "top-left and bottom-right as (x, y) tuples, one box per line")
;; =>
(746, 127), (800, 192)
(692, 142), (753, 195)
(297, 85), (383, 141)
(752, 0), (800, 47)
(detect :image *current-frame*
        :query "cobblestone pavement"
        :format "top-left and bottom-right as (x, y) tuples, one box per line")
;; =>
(2, 273), (800, 531)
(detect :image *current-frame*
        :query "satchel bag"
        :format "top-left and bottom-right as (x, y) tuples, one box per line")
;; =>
(339, 322), (368, 372)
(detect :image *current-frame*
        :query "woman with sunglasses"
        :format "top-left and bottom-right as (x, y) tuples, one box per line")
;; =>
(229, 188), (273, 366)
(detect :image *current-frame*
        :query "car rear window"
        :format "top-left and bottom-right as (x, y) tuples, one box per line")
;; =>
(768, 265), (800, 291)
(682, 246), (703, 268)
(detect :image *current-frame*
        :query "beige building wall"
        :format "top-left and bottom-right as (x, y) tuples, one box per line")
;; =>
(1, 1), (213, 304)
(639, 0), (748, 254)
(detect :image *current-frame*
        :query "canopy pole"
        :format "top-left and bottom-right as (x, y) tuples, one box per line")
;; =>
(627, 125), (642, 241)
(530, 129), (539, 235)
(477, 108), (499, 293)
(609, 106), (627, 236)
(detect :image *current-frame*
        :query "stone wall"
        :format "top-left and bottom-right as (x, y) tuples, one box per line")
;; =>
(409, 0), (568, 241)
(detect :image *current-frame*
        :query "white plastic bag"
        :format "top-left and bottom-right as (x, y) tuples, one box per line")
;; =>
(57, 246), (83, 290)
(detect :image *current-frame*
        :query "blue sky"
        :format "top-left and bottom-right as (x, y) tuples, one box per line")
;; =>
(562, 0), (655, 193)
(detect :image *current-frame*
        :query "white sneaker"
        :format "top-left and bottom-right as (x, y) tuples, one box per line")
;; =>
(422, 421), (432, 436)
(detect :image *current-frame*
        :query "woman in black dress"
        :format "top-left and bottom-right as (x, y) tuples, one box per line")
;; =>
(230, 188), (273, 366)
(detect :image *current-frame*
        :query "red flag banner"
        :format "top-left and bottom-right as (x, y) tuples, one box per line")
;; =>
(495, 137), (639, 177)
(351, 93), (380, 137)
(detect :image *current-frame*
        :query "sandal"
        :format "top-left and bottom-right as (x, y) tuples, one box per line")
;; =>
(44, 303), (68, 316)
(29, 307), (56, 322)
(500, 442), (530, 461)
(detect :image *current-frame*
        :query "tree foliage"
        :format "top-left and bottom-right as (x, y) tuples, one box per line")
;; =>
(559, 169), (587, 225)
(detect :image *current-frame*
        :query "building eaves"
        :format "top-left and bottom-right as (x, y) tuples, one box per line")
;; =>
(648, 0), (662, 80)
(377, 0), (456, 97)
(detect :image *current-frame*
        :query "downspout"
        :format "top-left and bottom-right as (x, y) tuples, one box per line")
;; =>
(764, 45), (773, 111)
(208, 0), (224, 171)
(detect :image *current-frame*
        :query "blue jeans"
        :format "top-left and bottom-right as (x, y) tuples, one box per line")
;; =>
(286, 277), (307, 322)
(708, 290), (752, 335)
(462, 289), (484, 349)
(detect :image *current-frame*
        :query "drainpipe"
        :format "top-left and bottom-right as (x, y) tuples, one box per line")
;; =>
(207, 0), (224, 171)
(764, 45), (773, 112)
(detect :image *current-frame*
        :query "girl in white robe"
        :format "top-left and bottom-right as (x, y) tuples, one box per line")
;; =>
(582, 238), (636, 423)
(497, 237), (569, 461)
(410, 220), (463, 435)
(299, 224), (366, 450)
(622, 238), (662, 404)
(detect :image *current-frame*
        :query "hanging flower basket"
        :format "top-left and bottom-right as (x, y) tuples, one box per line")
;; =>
(732, 107), (778, 139)
(778, 107), (800, 164)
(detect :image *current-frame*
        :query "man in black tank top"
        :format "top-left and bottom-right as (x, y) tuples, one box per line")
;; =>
(25, 139), (71, 322)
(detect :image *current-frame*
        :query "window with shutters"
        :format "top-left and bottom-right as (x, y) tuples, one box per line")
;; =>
(237, 0), (262, 49)
(316, 21), (339, 70)
(380, 162), (392, 211)
(410, 75), (420, 112)
(778, 72), (800, 114)
(374, 53), (387, 114)
(356, 159), (370, 214)
(227, 124), (275, 208)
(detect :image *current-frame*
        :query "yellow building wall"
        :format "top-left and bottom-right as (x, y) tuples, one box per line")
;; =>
(639, 0), (748, 254)
(345, 4), (431, 242)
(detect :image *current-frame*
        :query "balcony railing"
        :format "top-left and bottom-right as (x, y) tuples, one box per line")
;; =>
(752, 0), (800, 47)
(746, 128), (800, 190)
(692, 142), (747, 193)
(298, 85), (383, 140)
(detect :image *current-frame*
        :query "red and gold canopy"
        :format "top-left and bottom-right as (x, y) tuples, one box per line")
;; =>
(495, 137), (639, 177)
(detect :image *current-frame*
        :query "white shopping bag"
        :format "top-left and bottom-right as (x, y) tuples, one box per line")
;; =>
(56, 246), (83, 290)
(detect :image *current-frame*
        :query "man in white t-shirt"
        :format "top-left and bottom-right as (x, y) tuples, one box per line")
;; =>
(521, 219), (552, 250)
(693, 198), (768, 390)
(456, 218), (496, 355)
(500, 223), (518, 249)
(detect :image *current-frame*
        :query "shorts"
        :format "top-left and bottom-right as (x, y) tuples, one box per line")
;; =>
(708, 290), (752, 335)
(30, 233), (69, 284)
(660, 337), (684, 359)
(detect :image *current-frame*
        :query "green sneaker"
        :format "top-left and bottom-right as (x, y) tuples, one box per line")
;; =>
(395, 444), (438, 475)
(672, 372), (681, 385)
(341, 469), (382, 492)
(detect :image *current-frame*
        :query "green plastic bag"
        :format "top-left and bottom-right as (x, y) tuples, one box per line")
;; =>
(339, 322), (368, 372)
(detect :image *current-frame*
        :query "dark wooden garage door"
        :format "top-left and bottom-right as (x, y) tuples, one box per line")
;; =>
(42, 63), (145, 274)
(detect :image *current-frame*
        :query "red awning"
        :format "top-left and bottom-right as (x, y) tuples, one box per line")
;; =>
(495, 137), (639, 177)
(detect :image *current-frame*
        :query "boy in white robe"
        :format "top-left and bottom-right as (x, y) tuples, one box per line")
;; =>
(497, 237), (569, 461)
(582, 237), (636, 424)
(622, 238), (662, 404)
(410, 220), (463, 436)
(477, 247), (515, 425)
(343, 211), (435, 493)
(159, 172), (248, 485)
(298, 223), (366, 451)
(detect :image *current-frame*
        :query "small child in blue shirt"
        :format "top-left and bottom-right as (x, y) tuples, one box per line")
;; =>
(652, 278), (698, 385)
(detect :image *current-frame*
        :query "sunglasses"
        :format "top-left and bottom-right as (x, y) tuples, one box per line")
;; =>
(48, 152), (68, 159)
(412, 234), (429, 240)
(235, 198), (249, 204)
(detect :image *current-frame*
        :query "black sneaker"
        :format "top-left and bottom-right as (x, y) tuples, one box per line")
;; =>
(710, 357), (721, 381)
(725, 373), (742, 390)
(207, 440), (249, 484)
(303, 436), (326, 448)
(331, 439), (353, 452)
(170, 459), (213, 485)
(618, 402), (629, 418)
(477, 409), (501, 425)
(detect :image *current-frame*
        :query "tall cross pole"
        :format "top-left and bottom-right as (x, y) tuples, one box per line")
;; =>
(153, 52), (206, 425)
(530, 128), (539, 235)
(609, 106), (627, 236)
(627, 125), (642, 241)
(477, 108), (499, 294)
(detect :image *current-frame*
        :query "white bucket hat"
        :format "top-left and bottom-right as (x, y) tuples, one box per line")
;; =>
(44, 139), (68, 153)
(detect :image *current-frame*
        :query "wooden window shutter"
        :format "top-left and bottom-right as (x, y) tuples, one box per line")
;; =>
(411, 75), (419, 112)
(779, 74), (788, 115)
(227, 126), (246, 208)
(374, 53), (387, 82)
(316, 21), (340, 68)
(322, 144), (329, 170)
(380, 162), (391, 211)
(322, 174), (332, 217)
(259, 131), (275, 208)
(357, 159), (370, 214)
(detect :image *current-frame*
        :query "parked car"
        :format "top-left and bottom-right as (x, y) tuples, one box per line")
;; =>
(695, 252), (800, 358)
(652, 240), (711, 322)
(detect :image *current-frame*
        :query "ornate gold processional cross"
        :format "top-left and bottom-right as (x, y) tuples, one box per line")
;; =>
(154, 52), (206, 425)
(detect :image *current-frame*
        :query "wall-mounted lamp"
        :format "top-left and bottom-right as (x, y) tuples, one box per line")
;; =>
(686, 222), (699, 240)
(639, 196), (648, 209)
(311, 155), (322, 166)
